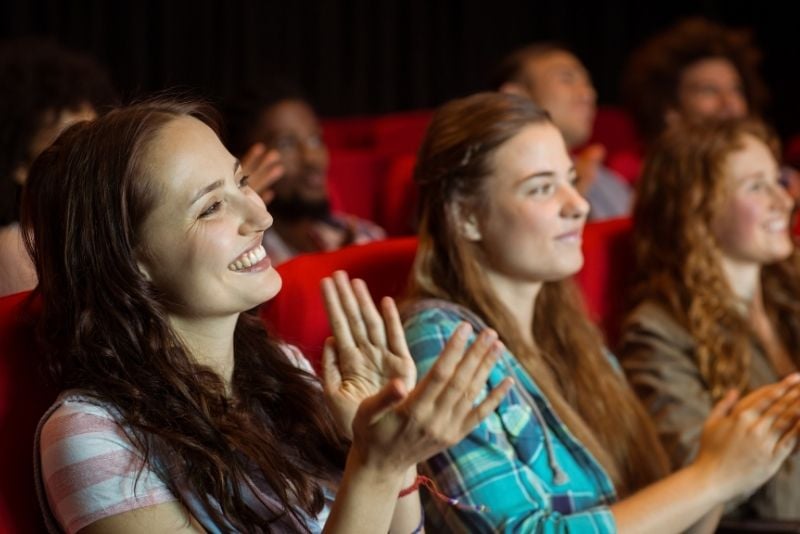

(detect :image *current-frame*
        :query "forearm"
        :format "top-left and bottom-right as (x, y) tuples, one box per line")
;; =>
(684, 505), (723, 534)
(323, 448), (407, 534)
(389, 467), (423, 534)
(611, 463), (722, 534)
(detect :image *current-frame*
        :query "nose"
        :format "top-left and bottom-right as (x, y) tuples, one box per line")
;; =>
(721, 89), (747, 118)
(770, 181), (795, 212)
(238, 190), (273, 235)
(561, 182), (590, 220)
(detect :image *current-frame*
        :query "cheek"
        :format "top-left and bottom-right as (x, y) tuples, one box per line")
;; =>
(715, 198), (761, 248)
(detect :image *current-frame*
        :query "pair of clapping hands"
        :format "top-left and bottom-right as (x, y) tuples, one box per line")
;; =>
(319, 271), (513, 470)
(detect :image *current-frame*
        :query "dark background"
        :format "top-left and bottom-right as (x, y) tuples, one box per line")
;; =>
(2, 1), (798, 138)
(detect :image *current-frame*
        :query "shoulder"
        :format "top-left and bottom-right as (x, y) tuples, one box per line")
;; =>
(38, 393), (175, 533)
(622, 299), (693, 347)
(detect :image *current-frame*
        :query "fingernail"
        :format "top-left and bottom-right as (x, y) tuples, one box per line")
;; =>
(455, 322), (472, 339)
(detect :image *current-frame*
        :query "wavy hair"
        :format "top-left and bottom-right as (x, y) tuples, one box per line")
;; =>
(632, 118), (800, 401)
(408, 92), (669, 496)
(623, 17), (768, 145)
(21, 99), (346, 531)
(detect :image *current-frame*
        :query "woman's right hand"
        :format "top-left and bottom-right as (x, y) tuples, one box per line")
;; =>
(693, 373), (800, 503)
(348, 321), (513, 475)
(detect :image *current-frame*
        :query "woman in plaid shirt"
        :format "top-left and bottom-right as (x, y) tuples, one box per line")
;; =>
(402, 92), (800, 533)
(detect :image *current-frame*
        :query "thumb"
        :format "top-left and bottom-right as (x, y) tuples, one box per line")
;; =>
(709, 389), (740, 421)
(356, 378), (408, 426)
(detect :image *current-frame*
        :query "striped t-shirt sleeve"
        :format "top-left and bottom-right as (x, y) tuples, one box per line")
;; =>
(39, 399), (177, 534)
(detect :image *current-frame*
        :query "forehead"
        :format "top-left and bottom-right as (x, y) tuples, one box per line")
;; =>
(724, 134), (776, 180)
(490, 123), (571, 177)
(145, 115), (234, 198)
(681, 57), (741, 84)
(257, 98), (319, 135)
(523, 50), (587, 80)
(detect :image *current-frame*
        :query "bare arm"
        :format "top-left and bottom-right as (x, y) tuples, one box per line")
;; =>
(78, 501), (205, 534)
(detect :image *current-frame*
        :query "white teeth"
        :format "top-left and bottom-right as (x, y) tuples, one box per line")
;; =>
(766, 220), (788, 232)
(229, 245), (267, 272)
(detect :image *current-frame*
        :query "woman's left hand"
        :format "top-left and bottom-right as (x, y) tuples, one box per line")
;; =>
(321, 271), (416, 439)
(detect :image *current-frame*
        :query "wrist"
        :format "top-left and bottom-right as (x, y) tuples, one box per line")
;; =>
(345, 443), (408, 486)
(686, 457), (728, 506)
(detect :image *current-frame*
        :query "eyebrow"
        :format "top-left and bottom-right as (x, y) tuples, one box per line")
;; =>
(514, 167), (576, 187)
(189, 160), (242, 206)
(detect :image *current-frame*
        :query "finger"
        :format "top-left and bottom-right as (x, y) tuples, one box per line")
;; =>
(356, 378), (408, 426)
(732, 375), (799, 417)
(382, 297), (412, 361)
(321, 276), (357, 350)
(460, 377), (514, 433)
(320, 337), (342, 395)
(411, 322), (474, 406)
(708, 389), (740, 422)
(760, 386), (800, 434)
(241, 142), (267, 168)
(332, 271), (370, 346)
(775, 417), (800, 458)
(352, 278), (387, 347)
(434, 331), (499, 411)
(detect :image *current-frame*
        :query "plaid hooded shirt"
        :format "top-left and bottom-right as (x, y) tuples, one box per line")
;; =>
(403, 302), (619, 533)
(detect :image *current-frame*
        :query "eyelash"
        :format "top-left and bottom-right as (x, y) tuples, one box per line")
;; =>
(200, 201), (222, 218)
(239, 174), (251, 188)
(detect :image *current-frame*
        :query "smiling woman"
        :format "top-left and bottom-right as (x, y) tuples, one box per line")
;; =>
(620, 118), (800, 521)
(21, 99), (511, 533)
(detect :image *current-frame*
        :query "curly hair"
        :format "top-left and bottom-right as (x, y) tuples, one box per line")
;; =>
(623, 17), (768, 145)
(632, 118), (800, 401)
(0, 38), (116, 226)
(22, 99), (346, 531)
(408, 92), (669, 496)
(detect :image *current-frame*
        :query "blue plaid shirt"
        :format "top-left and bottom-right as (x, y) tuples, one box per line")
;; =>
(404, 305), (618, 533)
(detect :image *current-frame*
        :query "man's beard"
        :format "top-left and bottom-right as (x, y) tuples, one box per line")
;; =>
(268, 193), (332, 222)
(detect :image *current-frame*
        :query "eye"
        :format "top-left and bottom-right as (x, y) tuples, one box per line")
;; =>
(238, 174), (251, 188)
(199, 201), (222, 218)
(530, 183), (555, 196)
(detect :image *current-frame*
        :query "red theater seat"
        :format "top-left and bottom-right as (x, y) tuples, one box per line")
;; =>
(378, 153), (418, 236)
(261, 237), (418, 369)
(327, 149), (390, 222)
(321, 115), (376, 150)
(0, 290), (52, 533)
(373, 110), (433, 156)
(575, 217), (635, 346)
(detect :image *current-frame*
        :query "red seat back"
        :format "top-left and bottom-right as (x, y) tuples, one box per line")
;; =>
(575, 217), (635, 346)
(321, 115), (376, 150)
(0, 290), (52, 533)
(378, 153), (418, 236)
(261, 237), (418, 368)
(327, 149), (390, 222)
(373, 110), (433, 156)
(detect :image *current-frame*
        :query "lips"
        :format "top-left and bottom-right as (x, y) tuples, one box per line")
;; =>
(555, 229), (583, 243)
(228, 244), (269, 272)
(764, 219), (788, 233)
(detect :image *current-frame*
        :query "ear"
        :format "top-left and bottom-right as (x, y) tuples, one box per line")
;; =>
(12, 165), (27, 186)
(499, 82), (530, 99)
(450, 202), (482, 242)
(134, 250), (153, 282)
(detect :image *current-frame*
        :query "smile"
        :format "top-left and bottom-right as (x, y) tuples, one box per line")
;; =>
(765, 219), (788, 233)
(228, 244), (270, 272)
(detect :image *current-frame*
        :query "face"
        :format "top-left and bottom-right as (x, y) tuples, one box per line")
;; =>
(137, 116), (282, 318)
(674, 57), (748, 122)
(466, 123), (589, 284)
(712, 134), (793, 267)
(14, 102), (97, 185)
(520, 51), (596, 148)
(252, 99), (329, 205)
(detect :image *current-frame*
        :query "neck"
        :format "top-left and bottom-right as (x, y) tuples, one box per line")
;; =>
(719, 255), (762, 307)
(168, 313), (238, 389)
(484, 269), (542, 347)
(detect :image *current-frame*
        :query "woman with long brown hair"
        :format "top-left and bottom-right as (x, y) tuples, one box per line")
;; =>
(620, 118), (800, 520)
(24, 99), (511, 533)
(403, 92), (800, 532)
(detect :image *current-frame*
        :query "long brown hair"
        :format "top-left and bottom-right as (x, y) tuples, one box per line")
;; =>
(21, 99), (346, 531)
(408, 92), (669, 496)
(632, 118), (800, 401)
